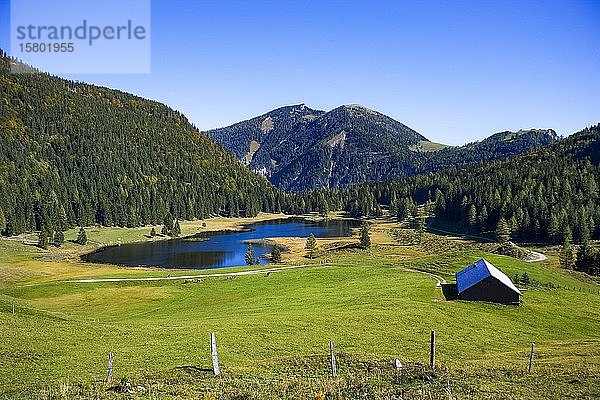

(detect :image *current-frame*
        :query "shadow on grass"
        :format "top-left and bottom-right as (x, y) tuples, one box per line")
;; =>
(441, 283), (458, 301)
(175, 365), (214, 374)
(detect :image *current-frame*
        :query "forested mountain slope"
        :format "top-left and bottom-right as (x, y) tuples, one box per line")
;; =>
(208, 104), (558, 191)
(296, 124), (600, 246)
(0, 52), (282, 235)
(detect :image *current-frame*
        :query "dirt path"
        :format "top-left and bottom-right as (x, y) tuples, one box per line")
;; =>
(427, 226), (548, 263)
(61, 264), (314, 284)
(397, 267), (447, 287)
(525, 250), (547, 262)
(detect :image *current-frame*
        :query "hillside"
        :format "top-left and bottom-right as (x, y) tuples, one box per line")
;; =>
(310, 124), (600, 247)
(208, 105), (558, 191)
(0, 53), (282, 236)
(422, 128), (559, 171)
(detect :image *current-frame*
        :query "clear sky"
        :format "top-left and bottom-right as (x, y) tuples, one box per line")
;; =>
(1, 0), (599, 144)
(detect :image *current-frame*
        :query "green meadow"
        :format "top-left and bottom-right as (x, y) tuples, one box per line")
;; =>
(1, 215), (599, 399)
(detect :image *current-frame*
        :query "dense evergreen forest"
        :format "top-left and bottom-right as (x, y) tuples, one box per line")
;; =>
(295, 124), (599, 241)
(0, 51), (286, 237)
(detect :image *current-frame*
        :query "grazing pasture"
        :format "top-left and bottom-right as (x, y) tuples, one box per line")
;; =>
(1, 214), (599, 399)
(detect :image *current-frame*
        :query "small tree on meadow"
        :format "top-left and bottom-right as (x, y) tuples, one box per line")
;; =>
(305, 233), (317, 259)
(76, 227), (88, 245)
(359, 222), (371, 249)
(271, 244), (282, 263)
(38, 230), (49, 249)
(245, 243), (256, 265)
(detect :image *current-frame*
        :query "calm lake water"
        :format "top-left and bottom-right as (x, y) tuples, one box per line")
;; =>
(82, 219), (356, 270)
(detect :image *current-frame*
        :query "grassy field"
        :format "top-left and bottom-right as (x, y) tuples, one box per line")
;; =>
(1, 214), (599, 399)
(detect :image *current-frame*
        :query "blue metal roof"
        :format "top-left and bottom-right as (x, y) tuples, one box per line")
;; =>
(456, 258), (521, 295)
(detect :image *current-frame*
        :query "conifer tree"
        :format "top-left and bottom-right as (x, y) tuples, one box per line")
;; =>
(416, 207), (426, 243)
(575, 227), (591, 272)
(0, 208), (5, 232)
(479, 205), (488, 232)
(305, 233), (317, 259)
(468, 204), (477, 228)
(559, 227), (574, 269)
(54, 230), (64, 247)
(245, 243), (256, 265)
(38, 230), (49, 249)
(76, 227), (88, 245)
(359, 221), (371, 249)
(271, 244), (282, 263)
(173, 220), (181, 237)
(162, 213), (174, 236)
(496, 217), (511, 244)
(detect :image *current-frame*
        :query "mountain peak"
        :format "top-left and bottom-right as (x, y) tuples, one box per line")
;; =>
(208, 105), (561, 192)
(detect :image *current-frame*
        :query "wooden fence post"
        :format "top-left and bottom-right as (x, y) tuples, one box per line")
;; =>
(211, 332), (221, 375)
(528, 342), (535, 372)
(12, 304), (15, 314)
(430, 330), (436, 369)
(330, 340), (337, 376)
(107, 353), (113, 383)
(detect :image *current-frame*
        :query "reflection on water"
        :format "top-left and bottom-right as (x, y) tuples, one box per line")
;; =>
(82, 219), (356, 270)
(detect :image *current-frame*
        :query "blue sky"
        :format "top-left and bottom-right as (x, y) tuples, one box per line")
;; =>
(1, 0), (599, 144)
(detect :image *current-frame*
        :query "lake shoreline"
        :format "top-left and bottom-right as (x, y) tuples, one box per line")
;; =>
(79, 213), (357, 270)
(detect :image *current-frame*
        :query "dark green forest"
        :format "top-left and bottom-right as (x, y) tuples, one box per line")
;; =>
(296, 124), (599, 243)
(0, 52), (286, 238)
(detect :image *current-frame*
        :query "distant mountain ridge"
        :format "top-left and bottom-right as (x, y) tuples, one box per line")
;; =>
(208, 104), (559, 191)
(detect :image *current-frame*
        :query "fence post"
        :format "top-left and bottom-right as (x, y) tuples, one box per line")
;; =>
(528, 342), (535, 372)
(430, 330), (436, 369)
(211, 332), (220, 375)
(107, 353), (113, 383)
(330, 340), (337, 376)
(12, 304), (15, 314)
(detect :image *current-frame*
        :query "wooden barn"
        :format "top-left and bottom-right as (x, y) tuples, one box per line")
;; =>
(456, 259), (521, 305)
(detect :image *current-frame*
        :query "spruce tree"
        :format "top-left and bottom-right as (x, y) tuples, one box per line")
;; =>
(54, 230), (64, 247)
(38, 230), (49, 249)
(468, 204), (477, 228)
(559, 228), (574, 269)
(479, 205), (488, 232)
(162, 213), (174, 236)
(245, 243), (255, 265)
(575, 225), (591, 272)
(496, 217), (511, 244)
(271, 244), (282, 263)
(359, 221), (371, 249)
(4, 218), (14, 236)
(305, 233), (317, 259)
(150, 227), (156, 237)
(173, 220), (181, 237)
(416, 207), (426, 243)
(76, 227), (88, 245)
(0, 208), (5, 232)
